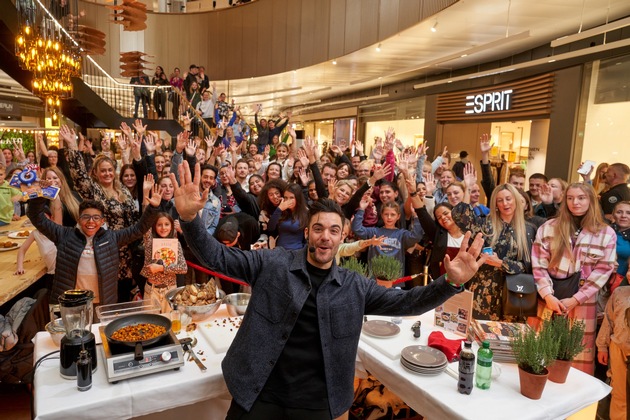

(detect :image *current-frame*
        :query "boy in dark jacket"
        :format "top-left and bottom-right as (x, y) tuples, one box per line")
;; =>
(27, 190), (163, 306)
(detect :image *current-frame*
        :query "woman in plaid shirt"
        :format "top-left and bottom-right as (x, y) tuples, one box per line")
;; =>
(532, 182), (617, 374)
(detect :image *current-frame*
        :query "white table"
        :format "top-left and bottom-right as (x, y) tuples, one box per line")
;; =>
(33, 307), (234, 420)
(356, 312), (612, 420)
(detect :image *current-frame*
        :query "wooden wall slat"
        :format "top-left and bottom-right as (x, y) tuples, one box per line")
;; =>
(270, 0), (287, 75)
(78, 0), (457, 80)
(344, 0), (362, 53)
(379, 0), (400, 40)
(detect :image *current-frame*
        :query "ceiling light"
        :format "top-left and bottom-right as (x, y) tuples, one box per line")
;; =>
(431, 22), (438, 33)
(332, 60), (337, 65)
(376, 43), (381, 52)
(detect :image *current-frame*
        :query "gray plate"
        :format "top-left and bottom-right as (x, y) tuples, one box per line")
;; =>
(362, 320), (400, 338)
(400, 359), (447, 375)
(401, 345), (448, 368)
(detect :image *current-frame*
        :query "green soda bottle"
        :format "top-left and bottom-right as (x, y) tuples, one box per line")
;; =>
(475, 341), (493, 390)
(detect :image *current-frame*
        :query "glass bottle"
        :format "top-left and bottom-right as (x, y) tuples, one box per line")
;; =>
(76, 349), (92, 391)
(171, 304), (182, 334)
(475, 341), (493, 390)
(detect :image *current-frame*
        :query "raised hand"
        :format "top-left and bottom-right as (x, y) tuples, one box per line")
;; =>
(298, 167), (310, 186)
(371, 162), (392, 182)
(133, 118), (147, 135)
(130, 136), (142, 161)
(463, 162), (477, 189)
(59, 125), (77, 150)
(359, 190), (373, 210)
(185, 139), (199, 157)
(443, 231), (488, 286)
(143, 134), (156, 155)
(117, 135), (129, 152)
(539, 182), (553, 205)
(170, 161), (210, 221)
(394, 138), (404, 152)
(479, 133), (493, 154)
(424, 172), (437, 196)
(263, 144), (270, 159)
(223, 164), (237, 185)
(417, 142), (429, 159)
(353, 139), (364, 156)
(101, 136), (111, 152)
(176, 131), (189, 153)
(297, 148), (310, 168)
(143, 174), (155, 200)
(120, 122), (132, 139)
(441, 146), (449, 159)
(146, 183), (163, 207)
(328, 179), (337, 198)
(288, 126), (296, 139)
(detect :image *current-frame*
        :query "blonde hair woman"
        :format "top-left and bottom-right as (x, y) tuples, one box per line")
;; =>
(42, 166), (81, 226)
(532, 182), (616, 374)
(452, 183), (536, 321)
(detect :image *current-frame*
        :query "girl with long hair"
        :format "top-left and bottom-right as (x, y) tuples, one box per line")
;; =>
(152, 66), (169, 119)
(140, 212), (187, 312)
(532, 182), (616, 374)
(42, 166), (81, 226)
(267, 183), (308, 250)
(452, 183), (536, 321)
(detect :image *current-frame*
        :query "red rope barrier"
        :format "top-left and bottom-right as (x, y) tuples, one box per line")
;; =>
(186, 261), (249, 286)
(187, 260), (420, 288)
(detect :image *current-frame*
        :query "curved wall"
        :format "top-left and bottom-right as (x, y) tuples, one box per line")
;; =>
(80, 0), (457, 80)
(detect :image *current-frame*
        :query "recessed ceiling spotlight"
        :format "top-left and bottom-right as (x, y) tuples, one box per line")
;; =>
(376, 43), (381, 52)
(332, 60), (337, 65)
(431, 21), (438, 33)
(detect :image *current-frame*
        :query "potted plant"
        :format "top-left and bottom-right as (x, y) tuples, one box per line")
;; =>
(512, 321), (559, 400)
(369, 255), (402, 288)
(340, 257), (368, 278)
(547, 317), (585, 383)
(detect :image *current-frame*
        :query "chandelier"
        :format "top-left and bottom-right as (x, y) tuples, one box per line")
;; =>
(15, 0), (82, 121)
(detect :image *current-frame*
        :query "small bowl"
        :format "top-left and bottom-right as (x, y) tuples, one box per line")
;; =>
(45, 318), (66, 347)
(224, 293), (251, 317)
(166, 285), (226, 322)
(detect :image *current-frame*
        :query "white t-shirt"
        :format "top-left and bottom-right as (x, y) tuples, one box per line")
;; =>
(75, 237), (100, 304)
(447, 233), (464, 248)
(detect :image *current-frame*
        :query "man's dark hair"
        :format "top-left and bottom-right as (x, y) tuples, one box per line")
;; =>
(322, 162), (338, 172)
(189, 64), (197, 70)
(529, 173), (548, 182)
(79, 199), (105, 215)
(308, 198), (345, 227)
(200, 164), (218, 177)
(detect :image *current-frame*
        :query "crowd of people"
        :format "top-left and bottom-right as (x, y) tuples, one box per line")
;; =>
(2, 109), (630, 418)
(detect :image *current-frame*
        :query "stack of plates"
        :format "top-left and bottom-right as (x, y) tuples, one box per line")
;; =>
(400, 345), (448, 375)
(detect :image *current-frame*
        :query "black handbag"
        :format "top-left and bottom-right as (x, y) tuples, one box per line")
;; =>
(502, 274), (538, 317)
(549, 271), (582, 300)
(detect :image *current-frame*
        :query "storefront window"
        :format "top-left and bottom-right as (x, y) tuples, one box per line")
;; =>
(358, 97), (426, 155)
(580, 54), (630, 168)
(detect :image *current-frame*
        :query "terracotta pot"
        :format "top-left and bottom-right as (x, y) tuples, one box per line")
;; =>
(518, 366), (548, 400)
(376, 279), (394, 288)
(548, 359), (572, 384)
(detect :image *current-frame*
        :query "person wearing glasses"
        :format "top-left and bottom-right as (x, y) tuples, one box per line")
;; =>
(26, 187), (164, 306)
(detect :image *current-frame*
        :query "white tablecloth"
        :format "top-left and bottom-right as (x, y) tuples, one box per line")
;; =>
(33, 307), (234, 420)
(357, 312), (612, 420)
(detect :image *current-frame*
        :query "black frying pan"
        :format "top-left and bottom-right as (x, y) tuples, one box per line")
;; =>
(104, 314), (172, 360)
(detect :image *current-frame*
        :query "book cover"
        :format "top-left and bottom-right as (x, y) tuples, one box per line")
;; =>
(152, 238), (179, 266)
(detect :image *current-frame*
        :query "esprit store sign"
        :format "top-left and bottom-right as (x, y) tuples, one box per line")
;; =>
(465, 89), (513, 114)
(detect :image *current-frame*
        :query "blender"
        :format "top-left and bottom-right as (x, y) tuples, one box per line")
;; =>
(59, 289), (98, 379)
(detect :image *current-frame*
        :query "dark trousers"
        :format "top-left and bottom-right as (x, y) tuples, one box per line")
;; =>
(153, 90), (167, 118)
(134, 95), (148, 118)
(226, 399), (331, 420)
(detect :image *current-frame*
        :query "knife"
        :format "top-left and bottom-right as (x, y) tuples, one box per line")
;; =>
(183, 343), (207, 371)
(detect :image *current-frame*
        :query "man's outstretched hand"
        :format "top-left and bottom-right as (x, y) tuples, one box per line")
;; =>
(443, 232), (488, 286)
(170, 161), (209, 222)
